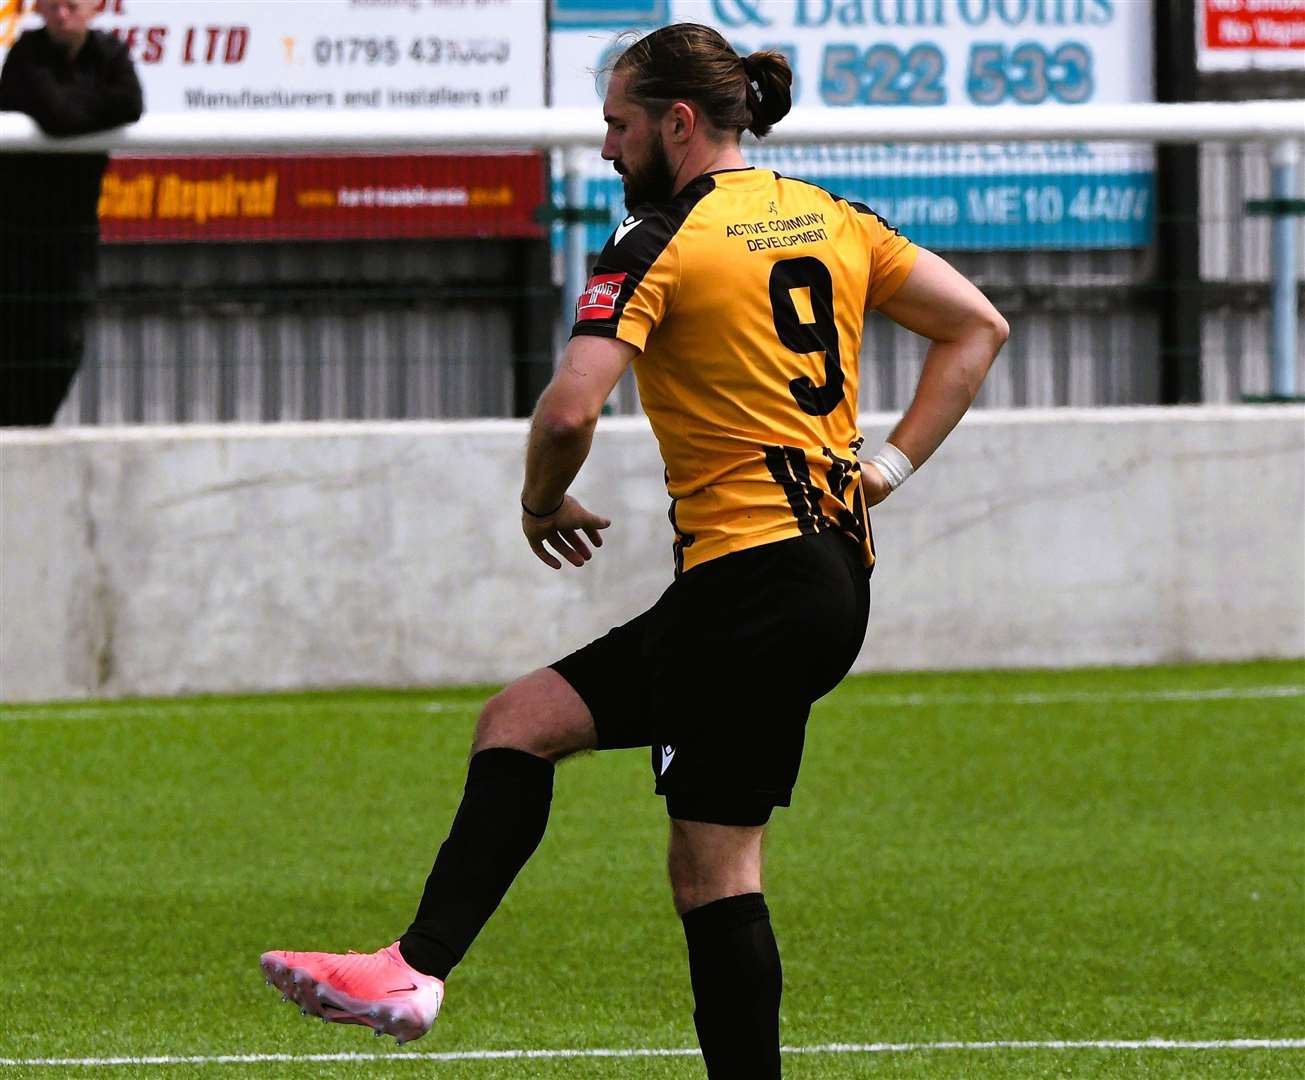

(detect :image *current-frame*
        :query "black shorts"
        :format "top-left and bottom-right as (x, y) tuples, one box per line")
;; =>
(550, 530), (871, 827)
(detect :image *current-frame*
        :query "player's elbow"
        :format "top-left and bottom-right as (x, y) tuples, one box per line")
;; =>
(971, 301), (1009, 352)
(534, 402), (599, 442)
(952, 305), (1008, 399)
(962, 308), (1009, 387)
(988, 308), (1011, 348)
(531, 377), (596, 439)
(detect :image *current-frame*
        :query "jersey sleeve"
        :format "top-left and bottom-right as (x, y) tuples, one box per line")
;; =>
(849, 202), (919, 309)
(570, 207), (680, 351)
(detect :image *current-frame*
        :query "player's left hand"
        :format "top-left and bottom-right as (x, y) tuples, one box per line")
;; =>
(523, 495), (612, 570)
(860, 462), (893, 507)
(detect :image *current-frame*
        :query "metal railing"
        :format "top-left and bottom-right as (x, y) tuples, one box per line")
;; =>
(2, 101), (1301, 424)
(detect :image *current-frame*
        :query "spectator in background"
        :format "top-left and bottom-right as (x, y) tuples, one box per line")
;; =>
(0, 0), (142, 426)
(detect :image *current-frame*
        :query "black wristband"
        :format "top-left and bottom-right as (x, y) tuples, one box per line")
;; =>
(521, 495), (565, 519)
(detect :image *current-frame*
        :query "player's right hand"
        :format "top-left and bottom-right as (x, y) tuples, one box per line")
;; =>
(523, 496), (612, 570)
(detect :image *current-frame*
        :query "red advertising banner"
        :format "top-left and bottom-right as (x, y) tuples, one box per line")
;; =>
(98, 152), (546, 243)
(1202, 0), (1305, 51)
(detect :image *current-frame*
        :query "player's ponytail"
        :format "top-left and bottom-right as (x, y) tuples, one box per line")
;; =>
(613, 24), (793, 141)
(741, 51), (793, 138)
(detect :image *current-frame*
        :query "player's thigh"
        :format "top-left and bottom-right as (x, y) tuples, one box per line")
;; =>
(473, 667), (598, 761)
(549, 606), (662, 751)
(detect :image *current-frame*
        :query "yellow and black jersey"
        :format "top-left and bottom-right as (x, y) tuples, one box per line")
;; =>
(571, 167), (917, 574)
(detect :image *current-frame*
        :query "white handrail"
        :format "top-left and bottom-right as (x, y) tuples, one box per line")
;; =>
(0, 100), (1302, 153)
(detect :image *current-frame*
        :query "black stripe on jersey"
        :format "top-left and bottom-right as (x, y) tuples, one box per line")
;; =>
(844, 434), (875, 563)
(764, 445), (822, 536)
(570, 174), (717, 341)
(785, 446), (828, 531)
(667, 481), (696, 578)
(772, 172), (904, 239)
(821, 446), (867, 545)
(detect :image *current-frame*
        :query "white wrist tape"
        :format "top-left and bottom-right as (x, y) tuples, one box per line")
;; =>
(866, 442), (915, 490)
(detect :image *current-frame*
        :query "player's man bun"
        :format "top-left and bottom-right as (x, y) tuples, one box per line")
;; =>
(613, 24), (793, 141)
(741, 51), (793, 138)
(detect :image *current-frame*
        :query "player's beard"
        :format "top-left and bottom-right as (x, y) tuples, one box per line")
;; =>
(618, 132), (676, 211)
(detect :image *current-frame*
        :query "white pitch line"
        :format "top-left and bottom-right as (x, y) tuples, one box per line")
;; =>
(835, 685), (1305, 708)
(2, 684), (1301, 724)
(3, 1039), (1304, 1068)
(0, 700), (479, 723)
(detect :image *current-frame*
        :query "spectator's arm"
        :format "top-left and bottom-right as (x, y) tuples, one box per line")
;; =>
(15, 70), (103, 133)
(0, 37), (36, 113)
(92, 38), (143, 128)
(0, 35), (142, 135)
(0, 39), (91, 133)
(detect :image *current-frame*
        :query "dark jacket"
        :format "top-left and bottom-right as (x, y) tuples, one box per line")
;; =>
(0, 28), (144, 232)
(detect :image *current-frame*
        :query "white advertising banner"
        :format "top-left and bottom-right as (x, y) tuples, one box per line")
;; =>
(550, 0), (1156, 250)
(552, 0), (1152, 110)
(1, 0), (546, 111)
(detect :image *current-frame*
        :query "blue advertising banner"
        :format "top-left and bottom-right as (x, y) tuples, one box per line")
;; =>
(563, 161), (1154, 252)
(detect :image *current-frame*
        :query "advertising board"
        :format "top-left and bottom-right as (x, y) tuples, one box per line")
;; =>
(1196, 0), (1305, 71)
(550, 0), (1157, 251)
(2, 0), (546, 111)
(97, 152), (546, 243)
(1, 0), (549, 241)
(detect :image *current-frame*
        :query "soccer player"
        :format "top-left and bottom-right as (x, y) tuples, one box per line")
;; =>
(260, 23), (1007, 1077)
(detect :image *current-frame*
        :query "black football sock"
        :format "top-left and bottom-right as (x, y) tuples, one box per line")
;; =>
(398, 747), (554, 980)
(680, 892), (783, 1079)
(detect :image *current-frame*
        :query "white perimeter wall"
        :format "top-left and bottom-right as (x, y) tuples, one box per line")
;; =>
(2, 406), (1302, 703)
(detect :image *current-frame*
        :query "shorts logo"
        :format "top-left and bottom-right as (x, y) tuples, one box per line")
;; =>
(658, 744), (676, 775)
(576, 272), (626, 322)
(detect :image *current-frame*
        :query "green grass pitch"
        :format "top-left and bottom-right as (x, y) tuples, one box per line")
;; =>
(2, 660), (1302, 1078)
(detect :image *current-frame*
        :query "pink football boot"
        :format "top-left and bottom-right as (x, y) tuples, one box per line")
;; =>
(260, 942), (443, 1045)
